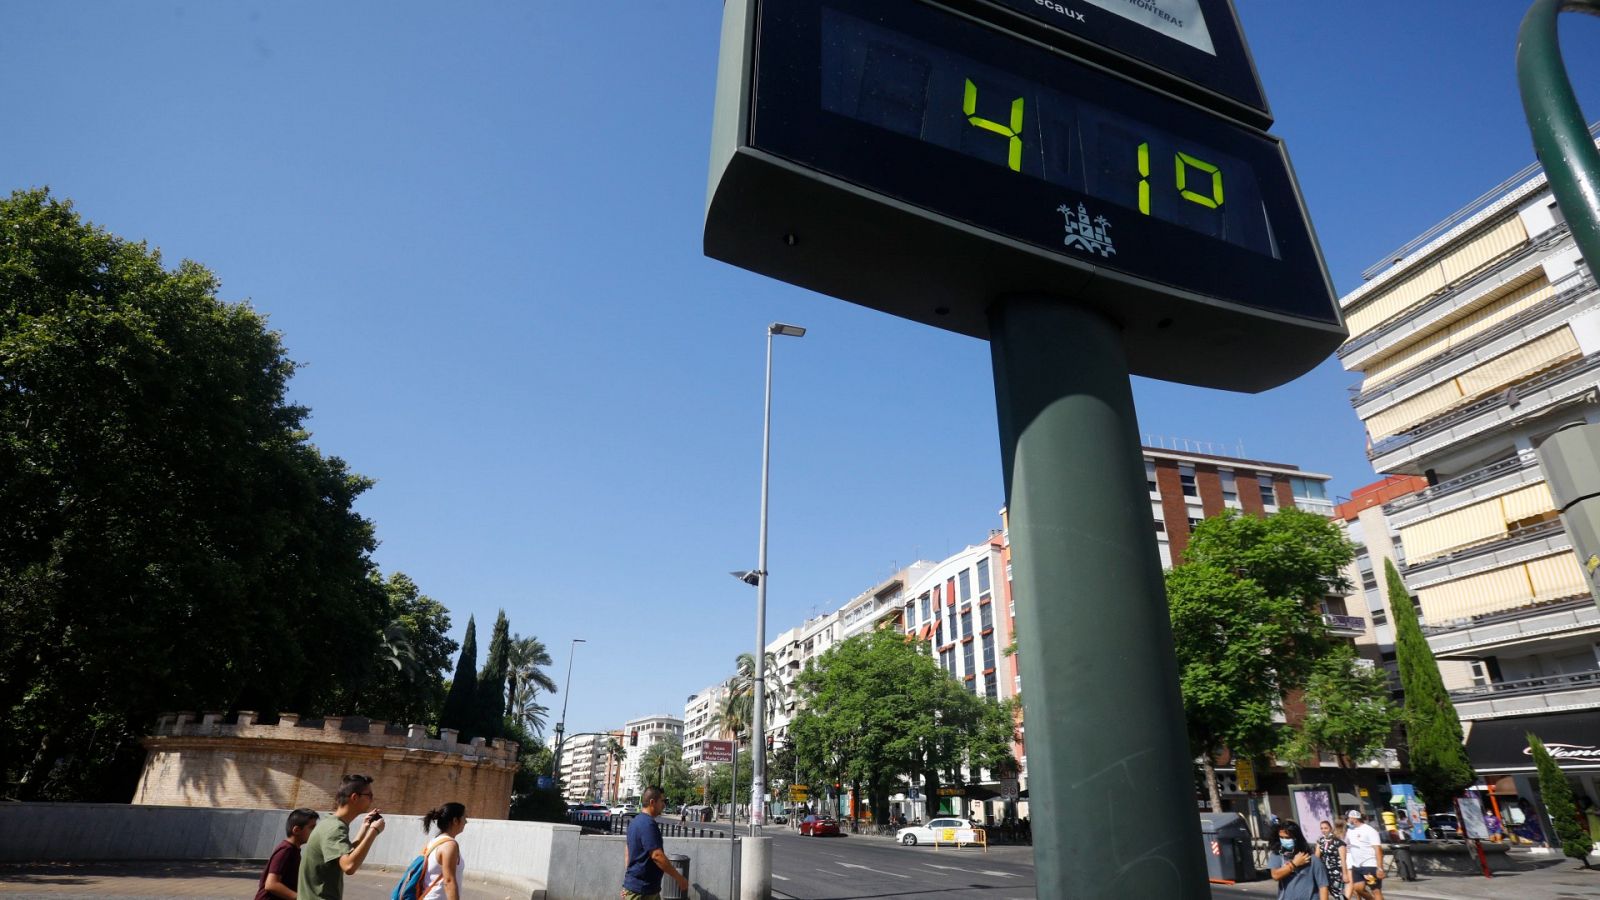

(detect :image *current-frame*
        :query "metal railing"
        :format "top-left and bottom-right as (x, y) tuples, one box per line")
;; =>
(1322, 613), (1366, 632)
(1367, 353), (1600, 459)
(1383, 454), (1538, 513)
(1401, 518), (1566, 577)
(1419, 593), (1592, 636)
(1449, 667), (1600, 700)
(1350, 275), (1596, 407)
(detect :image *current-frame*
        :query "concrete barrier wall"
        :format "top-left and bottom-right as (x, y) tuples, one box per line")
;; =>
(0, 804), (771, 899)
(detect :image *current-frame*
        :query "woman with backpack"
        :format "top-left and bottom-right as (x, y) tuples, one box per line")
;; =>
(416, 802), (468, 900)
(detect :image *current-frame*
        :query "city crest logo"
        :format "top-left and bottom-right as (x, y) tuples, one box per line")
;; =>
(1057, 202), (1115, 258)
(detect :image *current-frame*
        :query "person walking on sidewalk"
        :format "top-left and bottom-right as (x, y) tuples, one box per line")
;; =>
(256, 808), (318, 900)
(1314, 819), (1348, 900)
(1267, 820), (1330, 900)
(1343, 809), (1385, 900)
(622, 786), (689, 900)
(417, 802), (469, 900)
(299, 774), (386, 900)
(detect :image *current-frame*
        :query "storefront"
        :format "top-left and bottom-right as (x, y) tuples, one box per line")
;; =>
(1464, 710), (1600, 844)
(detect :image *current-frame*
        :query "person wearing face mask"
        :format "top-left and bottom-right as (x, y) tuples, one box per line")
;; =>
(1267, 820), (1330, 900)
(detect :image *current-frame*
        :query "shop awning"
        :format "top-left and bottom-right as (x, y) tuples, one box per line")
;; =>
(1464, 709), (1600, 772)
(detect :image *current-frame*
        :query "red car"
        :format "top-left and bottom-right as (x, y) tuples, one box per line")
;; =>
(798, 815), (841, 836)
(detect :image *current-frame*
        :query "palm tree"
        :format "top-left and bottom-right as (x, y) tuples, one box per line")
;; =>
(640, 735), (692, 794)
(711, 691), (753, 747)
(733, 651), (787, 723)
(507, 635), (558, 737)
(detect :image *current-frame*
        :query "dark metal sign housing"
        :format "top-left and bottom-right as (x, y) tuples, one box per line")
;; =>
(704, 0), (1343, 392)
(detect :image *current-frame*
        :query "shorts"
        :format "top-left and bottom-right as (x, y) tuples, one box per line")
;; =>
(1351, 865), (1382, 888)
(621, 891), (661, 900)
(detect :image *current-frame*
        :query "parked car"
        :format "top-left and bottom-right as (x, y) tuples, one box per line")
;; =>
(771, 813), (788, 824)
(609, 803), (638, 817)
(1426, 813), (1461, 839)
(896, 817), (975, 847)
(798, 815), (841, 836)
(568, 803), (611, 827)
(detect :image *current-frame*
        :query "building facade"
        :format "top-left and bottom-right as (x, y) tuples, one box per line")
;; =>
(619, 714), (684, 799)
(682, 681), (732, 771)
(557, 731), (609, 804)
(1337, 145), (1600, 815)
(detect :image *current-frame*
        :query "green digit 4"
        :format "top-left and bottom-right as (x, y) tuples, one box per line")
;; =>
(963, 78), (1024, 172)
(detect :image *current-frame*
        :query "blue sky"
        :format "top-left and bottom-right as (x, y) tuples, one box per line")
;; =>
(4, 2), (1599, 736)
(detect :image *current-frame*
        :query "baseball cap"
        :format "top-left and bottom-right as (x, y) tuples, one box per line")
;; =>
(1346, 809), (1364, 820)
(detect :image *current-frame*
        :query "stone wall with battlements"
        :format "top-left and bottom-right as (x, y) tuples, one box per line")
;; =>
(132, 711), (519, 818)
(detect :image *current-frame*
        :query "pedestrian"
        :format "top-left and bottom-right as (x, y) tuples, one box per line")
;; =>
(1342, 809), (1385, 900)
(298, 774), (385, 900)
(1267, 819), (1329, 900)
(255, 808), (318, 900)
(1313, 819), (1347, 900)
(417, 802), (468, 900)
(622, 785), (689, 900)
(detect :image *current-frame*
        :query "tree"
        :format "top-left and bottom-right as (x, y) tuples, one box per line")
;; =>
(507, 634), (556, 738)
(1386, 559), (1474, 808)
(1279, 644), (1397, 791)
(711, 691), (752, 746)
(439, 616), (478, 735)
(639, 735), (695, 804)
(1167, 509), (1352, 810)
(734, 651), (786, 724)
(355, 572), (457, 728)
(0, 189), (387, 800)
(476, 610), (511, 738)
(1529, 734), (1594, 866)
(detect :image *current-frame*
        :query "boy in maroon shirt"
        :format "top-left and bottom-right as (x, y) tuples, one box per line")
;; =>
(256, 808), (319, 900)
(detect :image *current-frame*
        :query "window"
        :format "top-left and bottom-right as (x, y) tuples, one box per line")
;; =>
(985, 671), (998, 698)
(1154, 519), (1166, 533)
(1259, 477), (1277, 507)
(976, 558), (990, 594)
(920, 592), (931, 622)
(936, 620), (945, 645)
(983, 635), (996, 671)
(980, 602), (993, 632)
(940, 648), (956, 672)
(958, 569), (972, 602)
(1221, 470), (1238, 503)
(1180, 464), (1197, 497)
(963, 641), (976, 677)
(1290, 476), (1327, 501)
(1371, 606), (1387, 626)
(1187, 517), (1201, 531)
(1146, 460), (1159, 494)
(960, 608), (973, 638)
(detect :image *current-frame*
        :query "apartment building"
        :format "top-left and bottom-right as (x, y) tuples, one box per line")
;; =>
(1337, 139), (1600, 810)
(1335, 474), (1432, 672)
(558, 731), (609, 804)
(618, 714), (684, 799)
(681, 681), (732, 771)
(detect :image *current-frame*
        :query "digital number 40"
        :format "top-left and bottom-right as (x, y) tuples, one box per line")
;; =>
(964, 79), (1225, 215)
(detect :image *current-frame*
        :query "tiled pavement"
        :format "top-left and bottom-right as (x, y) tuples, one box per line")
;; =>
(0, 861), (521, 899)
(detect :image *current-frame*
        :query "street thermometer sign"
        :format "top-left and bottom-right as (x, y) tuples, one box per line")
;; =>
(704, 0), (1343, 391)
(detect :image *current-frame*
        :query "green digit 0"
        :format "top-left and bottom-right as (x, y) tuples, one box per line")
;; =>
(1175, 151), (1224, 209)
(963, 78), (1023, 172)
(1137, 142), (1151, 215)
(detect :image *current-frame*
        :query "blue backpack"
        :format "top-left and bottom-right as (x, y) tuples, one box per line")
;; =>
(391, 836), (453, 900)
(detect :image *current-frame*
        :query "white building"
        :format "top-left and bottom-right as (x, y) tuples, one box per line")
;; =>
(682, 681), (731, 770)
(1337, 134), (1600, 813)
(558, 731), (608, 804)
(619, 714), (684, 799)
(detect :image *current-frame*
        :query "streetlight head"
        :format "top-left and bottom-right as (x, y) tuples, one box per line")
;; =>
(730, 570), (761, 586)
(573, 638), (588, 644)
(769, 323), (806, 337)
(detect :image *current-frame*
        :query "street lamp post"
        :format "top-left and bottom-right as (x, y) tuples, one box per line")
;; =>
(746, 321), (804, 834)
(549, 638), (588, 783)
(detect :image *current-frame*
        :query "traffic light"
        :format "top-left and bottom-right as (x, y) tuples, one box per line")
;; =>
(629, 731), (638, 746)
(766, 735), (773, 750)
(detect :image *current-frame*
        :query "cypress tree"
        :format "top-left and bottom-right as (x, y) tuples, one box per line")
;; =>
(477, 610), (512, 738)
(1385, 559), (1474, 808)
(440, 615), (478, 734)
(1529, 734), (1594, 865)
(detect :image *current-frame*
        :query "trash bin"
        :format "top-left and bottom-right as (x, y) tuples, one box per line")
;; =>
(1199, 813), (1254, 883)
(661, 854), (690, 900)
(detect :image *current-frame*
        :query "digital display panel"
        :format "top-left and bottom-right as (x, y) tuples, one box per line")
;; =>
(820, 8), (1276, 256)
(749, 0), (1337, 324)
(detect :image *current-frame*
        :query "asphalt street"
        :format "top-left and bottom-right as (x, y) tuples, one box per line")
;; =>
(755, 826), (1037, 900)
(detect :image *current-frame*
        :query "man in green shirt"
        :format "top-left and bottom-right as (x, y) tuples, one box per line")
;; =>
(299, 774), (386, 900)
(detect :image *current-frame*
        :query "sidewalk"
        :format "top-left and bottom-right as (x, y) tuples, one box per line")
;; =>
(1214, 853), (1600, 900)
(0, 861), (521, 899)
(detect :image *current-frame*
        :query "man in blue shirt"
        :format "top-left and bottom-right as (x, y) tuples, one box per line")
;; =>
(623, 786), (689, 899)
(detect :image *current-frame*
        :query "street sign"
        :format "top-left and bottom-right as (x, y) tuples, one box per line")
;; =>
(1000, 777), (1020, 801)
(1235, 759), (1256, 792)
(705, 0), (1343, 393)
(937, 786), (966, 797)
(702, 740), (734, 764)
(789, 786), (809, 801)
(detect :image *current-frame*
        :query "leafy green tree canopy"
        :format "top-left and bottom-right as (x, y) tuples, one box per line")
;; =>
(0, 189), (388, 799)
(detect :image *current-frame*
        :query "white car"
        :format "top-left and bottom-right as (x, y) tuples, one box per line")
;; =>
(609, 803), (637, 816)
(896, 817), (975, 847)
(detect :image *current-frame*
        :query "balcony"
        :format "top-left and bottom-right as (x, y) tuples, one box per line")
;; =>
(1322, 613), (1366, 636)
(1449, 667), (1600, 720)
(1402, 519), (1570, 589)
(1368, 353), (1600, 474)
(1383, 454), (1543, 528)
(1352, 274), (1596, 418)
(1340, 225), (1574, 370)
(1425, 596), (1600, 657)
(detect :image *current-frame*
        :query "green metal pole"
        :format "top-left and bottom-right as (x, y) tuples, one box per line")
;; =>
(1518, 0), (1600, 270)
(989, 296), (1208, 900)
